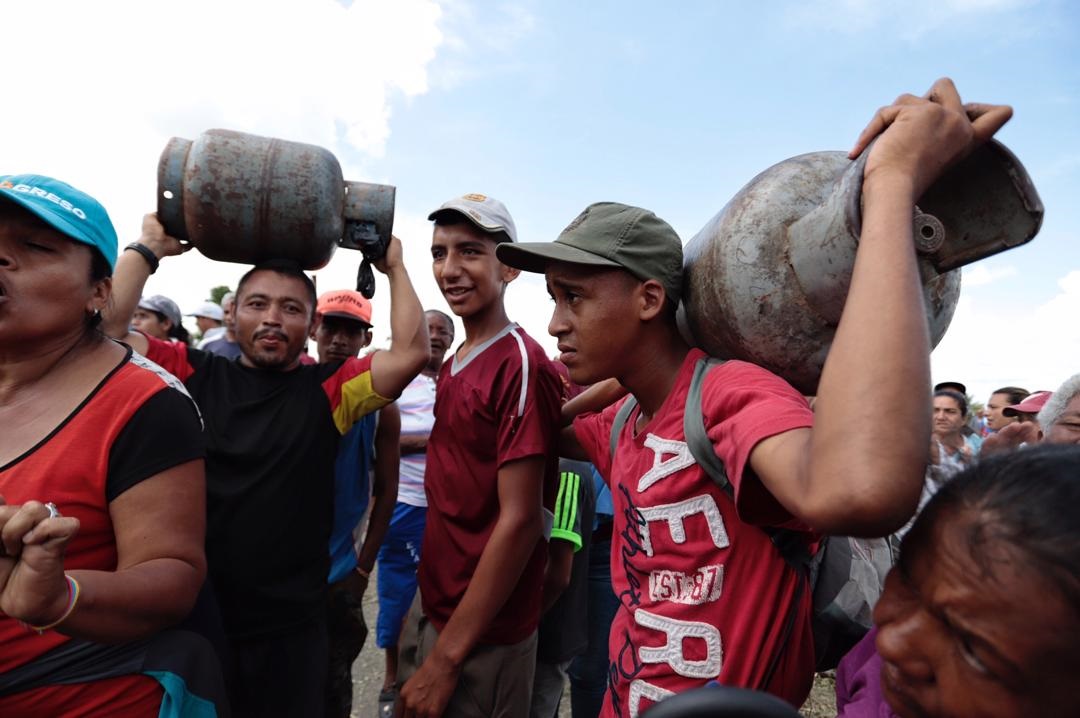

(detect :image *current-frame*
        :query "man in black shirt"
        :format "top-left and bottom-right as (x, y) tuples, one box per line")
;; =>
(104, 214), (428, 717)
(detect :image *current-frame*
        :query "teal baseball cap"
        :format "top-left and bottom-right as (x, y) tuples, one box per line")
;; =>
(0, 174), (118, 270)
(496, 202), (684, 303)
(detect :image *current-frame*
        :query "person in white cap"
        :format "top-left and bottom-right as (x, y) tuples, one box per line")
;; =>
(187, 300), (225, 340)
(198, 292), (241, 359)
(395, 194), (564, 718)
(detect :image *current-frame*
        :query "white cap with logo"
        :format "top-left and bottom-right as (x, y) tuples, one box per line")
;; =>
(428, 193), (518, 243)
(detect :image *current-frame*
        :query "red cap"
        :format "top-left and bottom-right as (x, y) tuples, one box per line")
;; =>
(1003, 390), (1052, 417)
(317, 290), (372, 326)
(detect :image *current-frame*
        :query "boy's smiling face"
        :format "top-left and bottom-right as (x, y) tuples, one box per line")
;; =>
(431, 221), (518, 320)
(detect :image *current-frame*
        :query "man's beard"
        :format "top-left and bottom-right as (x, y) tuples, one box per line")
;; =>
(241, 328), (300, 370)
(244, 348), (297, 369)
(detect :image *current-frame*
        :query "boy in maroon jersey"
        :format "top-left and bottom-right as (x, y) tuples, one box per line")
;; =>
(396, 194), (563, 717)
(497, 80), (1014, 717)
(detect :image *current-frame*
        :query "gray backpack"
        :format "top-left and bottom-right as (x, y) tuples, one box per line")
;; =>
(609, 356), (894, 672)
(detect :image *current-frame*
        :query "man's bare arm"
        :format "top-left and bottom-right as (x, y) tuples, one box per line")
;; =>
(561, 379), (626, 424)
(556, 380), (626, 460)
(540, 540), (574, 614)
(369, 236), (429, 400)
(980, 421), (1041, 457)
(749, 80), (1013, 536)
(399, 432), (429, 456)
(102, 214), (188, 355)
(355, 403), (400, 577)
(398, 455), (545, 716)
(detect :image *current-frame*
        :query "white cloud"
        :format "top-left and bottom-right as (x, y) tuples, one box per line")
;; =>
(932, 268), (1080, 401)
(425, 1), (536, 90)
(962, 263), (1017, 287)
(0, 0), (442, 200)
(1, 0), (445, 330)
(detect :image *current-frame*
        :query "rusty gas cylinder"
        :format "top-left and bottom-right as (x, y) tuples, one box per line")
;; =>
(681, 140), (1043, 395)
(157, 129), (395, 270)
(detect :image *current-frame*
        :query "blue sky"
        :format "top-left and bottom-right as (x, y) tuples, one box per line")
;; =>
(3, 0), (1077, 405)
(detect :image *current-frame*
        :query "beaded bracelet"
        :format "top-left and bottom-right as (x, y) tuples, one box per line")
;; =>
(26, 575), (81, 634)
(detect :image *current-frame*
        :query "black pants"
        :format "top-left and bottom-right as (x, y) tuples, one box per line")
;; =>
(227, 616), (328, 718)
(326, 575), (368, 718)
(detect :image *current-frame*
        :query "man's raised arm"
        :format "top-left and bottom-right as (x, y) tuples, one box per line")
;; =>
(369, 235), (429, 400)
(101, 214), (189, 355)
(749, 79), (1013, 537)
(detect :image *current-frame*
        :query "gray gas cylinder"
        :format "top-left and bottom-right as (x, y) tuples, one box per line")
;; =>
(681, 140), (1043, 395)
(156, 129), (395, 270)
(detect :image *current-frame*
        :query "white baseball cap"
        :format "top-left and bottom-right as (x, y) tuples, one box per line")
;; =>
(186, 301), (224, 322)
(428, 193), (518, 243)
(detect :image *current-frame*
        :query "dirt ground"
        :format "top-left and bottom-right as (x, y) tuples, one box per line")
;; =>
(801, 672), (838, 717)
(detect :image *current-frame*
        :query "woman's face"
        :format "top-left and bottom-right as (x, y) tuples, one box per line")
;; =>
(0, 209), (106, 349)
(132, 307), (171, 340)
(874, 511), (1079, 718)
(932, 395), (966, 438)
(985, 392), (1019, 431)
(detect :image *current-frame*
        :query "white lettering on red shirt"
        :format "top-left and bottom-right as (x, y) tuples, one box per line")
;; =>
(628, 679), (675, 718)
(648, 564), (724, 605)
(638, 433), (694, 491)
(637, 493), (730, 557)
(573, 351), (818, 717)
(635, 608), (723, 678)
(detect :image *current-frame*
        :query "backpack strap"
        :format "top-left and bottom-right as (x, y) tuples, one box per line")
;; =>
(682, 355), (811, 570)
(608, 356), (727, 476)
(609, 394), (639, 460)
(682, 355), (809, 689)
(683, 357), (730, 493)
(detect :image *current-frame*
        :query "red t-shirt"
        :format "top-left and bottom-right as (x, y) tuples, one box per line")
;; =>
(419, 324), (563, 644)
(0, 349), (203, 716)
(574, 349), (817, 717)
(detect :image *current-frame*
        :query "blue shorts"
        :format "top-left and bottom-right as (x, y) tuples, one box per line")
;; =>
(375, 502), (427, 648)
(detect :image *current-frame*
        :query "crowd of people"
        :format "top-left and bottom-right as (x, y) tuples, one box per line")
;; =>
(1, 78), (1078, 718)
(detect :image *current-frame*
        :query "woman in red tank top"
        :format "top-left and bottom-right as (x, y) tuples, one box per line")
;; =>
(0, 175), (214, 717)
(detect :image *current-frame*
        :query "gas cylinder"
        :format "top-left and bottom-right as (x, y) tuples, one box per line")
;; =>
(681, 140), (1043, 395)
(156, 129), (395, 271)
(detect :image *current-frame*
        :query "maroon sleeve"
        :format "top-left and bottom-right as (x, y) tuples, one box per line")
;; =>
(702, 360), (814, 523)
(494, 343), (562, 468)
(141, 334), (196, 382)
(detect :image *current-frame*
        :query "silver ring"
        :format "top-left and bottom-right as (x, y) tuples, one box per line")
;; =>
(44, 502), (60, 519)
